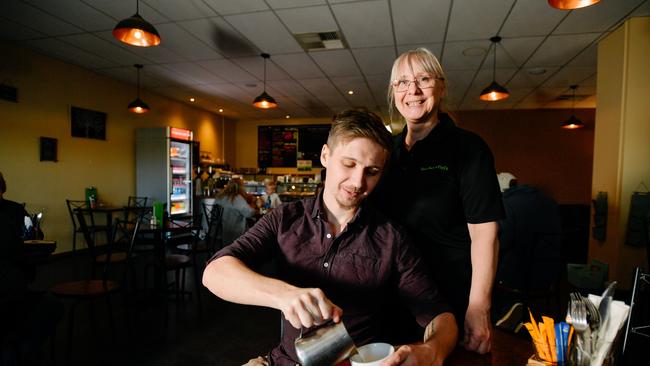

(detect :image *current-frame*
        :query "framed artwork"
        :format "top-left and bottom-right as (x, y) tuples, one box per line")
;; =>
(70, 106), (106, 140)
(40, 137), (57, 162)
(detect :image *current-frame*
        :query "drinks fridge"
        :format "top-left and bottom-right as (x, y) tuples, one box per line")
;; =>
(136, 127), (194, 217)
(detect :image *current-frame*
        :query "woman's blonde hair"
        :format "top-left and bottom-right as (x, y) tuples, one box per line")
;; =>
(387, 47), (447, 124)
(217, 177), (246, 203)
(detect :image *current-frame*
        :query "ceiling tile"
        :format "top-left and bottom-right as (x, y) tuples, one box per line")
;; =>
(143, 0), (217, 21)
(567, 43), (597, 67)
(1, 0), (82, 36)
(0, 17), (46, 40)
(498, 36), (546, 68)
(352, 46), (396, 76)
(178, 17), (257, 58)
(24, 38), (117, 69)
(196, 59), (256, 83)
(392, 0), (450, 44)
(57, 33), (144, 66)
(500, 0), (567, 37)
(203, 0), (269, 15)
(272, 53), (325, 79)
(397, 43), (442, 58)
(22, 0), (116, 32)
(224, 11), (303, 54)
(84, 0), (168, 24)
(506, 67), (560, 88)
(310, 49), (361, 77)
(542, 66), (597, 88)
(441, 40), (487, 71)
(267, 0), (327, 9)
(233, 56), (291, 80)
(298, 78), (349, 107)
(331, 0), (392, 47)
(267, 79), (306, 96)
(163, 62), (227, 84)
(276, 5), (338, 34)
(446, 0), (515, 41)
(154, 23), (223, 61)
(525, 33), (599, 68)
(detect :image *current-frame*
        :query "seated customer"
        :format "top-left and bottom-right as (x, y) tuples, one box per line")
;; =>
(260, 179), (282, 209)
(203, 110), (457, 366)
(214, 177), (257, 245)
(0, 171), (63, 365)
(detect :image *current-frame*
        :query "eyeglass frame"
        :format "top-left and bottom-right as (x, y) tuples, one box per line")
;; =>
(391, 75), (445, 93)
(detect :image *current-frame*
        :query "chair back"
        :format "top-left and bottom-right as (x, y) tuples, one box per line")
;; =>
(125, 196), (149, 221)
(75, 209), (116, 281)
(127, 196), (148, 208)
(66, 199), (87, 230)
(203, 201), (224, 253)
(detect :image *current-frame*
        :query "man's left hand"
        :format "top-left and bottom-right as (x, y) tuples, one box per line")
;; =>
(462, 302), (492, 354)
(378, 344), (442, 366)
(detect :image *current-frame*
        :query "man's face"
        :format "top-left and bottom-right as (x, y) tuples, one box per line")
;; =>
(320, 137), (388, 210)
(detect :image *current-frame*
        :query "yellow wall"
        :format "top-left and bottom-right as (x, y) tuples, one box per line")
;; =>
(0, 41), (229, 253)
(590, 17), (650, 288)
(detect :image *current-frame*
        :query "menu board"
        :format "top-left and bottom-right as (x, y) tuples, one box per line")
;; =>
(258, 124), (330, 168)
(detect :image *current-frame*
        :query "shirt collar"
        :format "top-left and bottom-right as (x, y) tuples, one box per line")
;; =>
(398, 112), (455, 150)
(311, 188), (368, 228)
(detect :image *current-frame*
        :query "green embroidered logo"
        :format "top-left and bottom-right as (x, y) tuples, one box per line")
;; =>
(421, 165), (448, 172)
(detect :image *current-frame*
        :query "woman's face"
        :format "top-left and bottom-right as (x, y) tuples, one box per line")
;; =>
(393, 60), (444, 126)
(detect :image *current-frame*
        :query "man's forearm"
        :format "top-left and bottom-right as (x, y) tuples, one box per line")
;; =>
(423, 312), (458, 363)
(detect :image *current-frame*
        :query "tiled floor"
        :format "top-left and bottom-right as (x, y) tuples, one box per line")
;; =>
(28, 250), (280, 366)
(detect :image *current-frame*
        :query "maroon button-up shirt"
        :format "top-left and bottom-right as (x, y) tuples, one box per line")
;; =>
(209, 191), (451, 366)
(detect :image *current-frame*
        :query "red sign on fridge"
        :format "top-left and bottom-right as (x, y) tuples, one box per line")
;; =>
(170, 127), (192, 141)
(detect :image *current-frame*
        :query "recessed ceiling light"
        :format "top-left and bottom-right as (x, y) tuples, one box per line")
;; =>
(462, 47), (486, 57)
(190, 98), (195, 102)
(528, 68), (547, 75)
(285, 115), (290, 119)
(348, 90), (354, 95)
(218, 108), (223, 113)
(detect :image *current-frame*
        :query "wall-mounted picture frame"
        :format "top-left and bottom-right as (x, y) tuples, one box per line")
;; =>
(70, 106), (106, 140)
(40, 137), (57, 162)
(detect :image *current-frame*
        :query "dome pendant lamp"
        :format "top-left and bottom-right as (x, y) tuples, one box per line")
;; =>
(561, 85), (584, 129)
(479, 36), (509, 102)
(128, 64), (150, 114)
(113, 0), (161, 47)
(253, 53), (278, 109)
(548, 0), (601, 10)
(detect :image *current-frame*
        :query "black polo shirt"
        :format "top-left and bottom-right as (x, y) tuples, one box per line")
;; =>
(210, 190), (451, 366)
(372, 113), (504, 317)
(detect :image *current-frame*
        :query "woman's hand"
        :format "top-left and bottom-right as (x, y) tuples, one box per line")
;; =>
(463, 302), (492, 354)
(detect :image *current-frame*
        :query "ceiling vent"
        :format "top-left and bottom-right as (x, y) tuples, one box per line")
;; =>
(294, 31), (347, 51)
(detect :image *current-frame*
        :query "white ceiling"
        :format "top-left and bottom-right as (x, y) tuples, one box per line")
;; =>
(1, 0), (648, 120)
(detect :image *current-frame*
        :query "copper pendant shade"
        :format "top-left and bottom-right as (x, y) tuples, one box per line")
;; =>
(113, 0), (161, 47)
(561, 85), (584, 129)
(129, 64), (150, 114)
(253, 53), (278, 109)
(548, 0), (601, 10)
(479, 36), (509, 102)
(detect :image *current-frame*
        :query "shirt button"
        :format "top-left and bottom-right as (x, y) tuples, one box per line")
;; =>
(323, 262), (329, 268)
(326, 233), (332, 239)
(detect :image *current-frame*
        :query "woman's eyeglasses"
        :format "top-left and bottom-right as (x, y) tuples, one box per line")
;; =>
(392, 75), (442, 92)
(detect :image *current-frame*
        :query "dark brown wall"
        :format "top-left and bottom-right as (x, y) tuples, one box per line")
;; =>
(455, 109), (595, 204)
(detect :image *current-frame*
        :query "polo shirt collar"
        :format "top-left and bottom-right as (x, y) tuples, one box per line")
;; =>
(398, 113), (454, 150)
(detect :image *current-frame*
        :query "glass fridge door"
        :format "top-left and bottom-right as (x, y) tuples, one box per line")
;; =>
(169, 140), (191, 215)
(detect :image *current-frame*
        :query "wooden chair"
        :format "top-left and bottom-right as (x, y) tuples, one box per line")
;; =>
(49, 213), (123, 365)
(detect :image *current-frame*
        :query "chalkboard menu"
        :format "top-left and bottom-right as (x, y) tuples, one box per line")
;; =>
(258, 124), (331, 168)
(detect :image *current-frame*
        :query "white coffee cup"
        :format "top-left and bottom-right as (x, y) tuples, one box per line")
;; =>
(349, 342), (395, 366)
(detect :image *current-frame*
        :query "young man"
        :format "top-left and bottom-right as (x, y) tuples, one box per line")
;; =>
(203, 110), (457, 366)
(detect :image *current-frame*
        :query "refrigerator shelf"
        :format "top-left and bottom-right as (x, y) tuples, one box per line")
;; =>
(171, 194), (187, 201)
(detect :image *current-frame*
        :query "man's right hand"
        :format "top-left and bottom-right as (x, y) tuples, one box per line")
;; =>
(277, 287), (342, 328)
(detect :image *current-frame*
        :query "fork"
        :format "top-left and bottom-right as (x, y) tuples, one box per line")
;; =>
(568, 292), (591, 365)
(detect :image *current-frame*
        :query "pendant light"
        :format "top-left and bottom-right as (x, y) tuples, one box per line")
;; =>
(548, 0), (600, 10)
(128, 64), (150, 114)
(561, 85), (584, 129)
(253, 53), (278, 109)
(113, 0), (161, 47)
(479, 36), (510, 102)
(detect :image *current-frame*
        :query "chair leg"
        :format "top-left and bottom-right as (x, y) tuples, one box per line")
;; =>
(65, 301), (80, 366)
(106, 295), (116, 345)
(192, 255), (203, 322)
